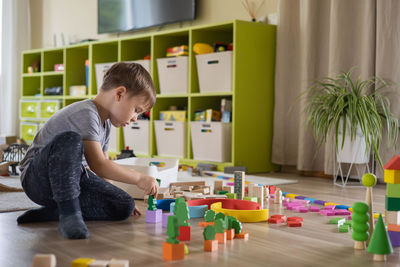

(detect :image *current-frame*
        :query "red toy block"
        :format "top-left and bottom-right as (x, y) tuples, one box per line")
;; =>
(204, 240), (218, 252)
(198, 221), (215, 227)
(384, 155), (400, 170)
(216, 232), (227, 244)
(226, 229), (235, 240)
(235, 232), (249, 240)
(163, 242), (184, 261)
(271, 214), (287, 220)
(287, 216), (303, 222)
(287, 221), (302, 227)
(268, 218), (285, 224)
(269, 185), (275, 194)
(177, 226), (191, 241)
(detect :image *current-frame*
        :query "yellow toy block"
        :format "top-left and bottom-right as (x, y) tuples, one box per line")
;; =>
(348, 207), (353, 212)
(285, 194), (298, 199)
(71, 258), (95, 267)
(324, 202), (339, 206)
(384, 169), (400, 184)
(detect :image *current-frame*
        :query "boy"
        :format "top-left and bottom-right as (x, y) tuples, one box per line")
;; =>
(18, 62), (159, 239)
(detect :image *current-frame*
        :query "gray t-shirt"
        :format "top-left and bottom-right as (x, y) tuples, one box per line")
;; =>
(20, 99), (111, 182)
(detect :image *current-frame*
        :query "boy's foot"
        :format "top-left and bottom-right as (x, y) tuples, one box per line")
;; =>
(58, 211), (89, 239)
(17, 207), (59, 224)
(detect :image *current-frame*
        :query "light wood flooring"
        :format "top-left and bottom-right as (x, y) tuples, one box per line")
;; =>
(1, 173), (399, 267)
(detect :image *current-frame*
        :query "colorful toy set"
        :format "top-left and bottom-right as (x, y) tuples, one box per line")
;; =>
(384, 155), (400, 247)
(166, 45), (188, 57)
(32, 254), (129, 267)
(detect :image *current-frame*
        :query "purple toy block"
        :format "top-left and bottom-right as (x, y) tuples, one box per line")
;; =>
(314, 200), (326, 206)
(294, 196), (306, 200)
(388, 230), (400, 247)
(324, 205), (336, 210)
(162, 212), (173, 228)
(146, 209), (162, 223)
(298, 206), (308, 213)
(310, 206), (320, 212)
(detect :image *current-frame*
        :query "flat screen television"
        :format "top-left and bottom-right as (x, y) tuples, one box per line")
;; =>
(98, 0), (196, 34)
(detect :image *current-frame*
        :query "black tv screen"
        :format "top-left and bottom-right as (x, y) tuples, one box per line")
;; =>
(98, 0), (196, 34)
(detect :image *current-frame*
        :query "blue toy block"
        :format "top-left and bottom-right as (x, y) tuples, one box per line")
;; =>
(335, 205), (350, 210)
(157, 199), (175, 211)
(170, 203), (208, 218)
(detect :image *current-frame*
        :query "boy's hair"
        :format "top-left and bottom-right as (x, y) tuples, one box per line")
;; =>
(101, 62), (156, 109)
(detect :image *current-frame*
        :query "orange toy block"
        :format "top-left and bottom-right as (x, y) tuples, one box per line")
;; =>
(215, 232), (227, 244)
(235, 232), (249, 240)
(388, 224), (400, 232)
(204, 240), (218, 252)
(163, 242), (185, 261)
(226, 229), (235, 240)
(198, 221), (215, 227)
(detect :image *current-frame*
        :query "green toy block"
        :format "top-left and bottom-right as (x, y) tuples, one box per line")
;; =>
(386, 196), (400, 211)
(367, 214), (393, 256)
(344, 220), (352, 228)
(215, 212), (225, 221)
(227, 216), (236, 230)
(232, 219), (243, 234)
(147, 195), (157, 211)
(203, 225), (216, 240)
(387, 184), (400, 198)
(226, 193), (237, 199)
(215, 219), (225, 233)
(329, 217), (345, 224)
(352, 202), (370, 242)
(243, 196), (258, 203)
(217, 190), (228, 195)
(204, 210), (216, 222)
(166, 215), (179, 244)
(339, 225), (349, 233)
(175, 201), (190, 226)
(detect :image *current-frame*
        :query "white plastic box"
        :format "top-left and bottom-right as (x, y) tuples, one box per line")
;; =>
(95, 62), (117, 91)
(195, 51), (232, 93)
(190, 122), (232, 162)
(157, 56), (188, 94)
(112, 157), (179, 199)
(123, 120), (150, 155)
(124, 59), (151, 74)
(154, 120), (186, 158)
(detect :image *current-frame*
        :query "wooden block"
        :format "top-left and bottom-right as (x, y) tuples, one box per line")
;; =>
(247, 183), (254, 197)
(170, 181), (206, 187)
(386, 196), (400, 211)
(234, 171), (245, 200)
(387, 183), (400, 197)
(388, 224), (400, 232)
(214, 180), (223, 194)
(235, 232), (249, 240)
(32, 254), (56, 267)
(384, 169), (400, 184)
(181, 185), (194, 191)
(204, 240), (218, 252)
(223, 186), (234, 193)
(385, 210), (400, 224)
(199, 221), (215, 227)
(107, 260), (129, 267)
(215, 232), (227, 244)
(204, 194), (227, 199)
(163, 242), (185, 261)
(72, 258), (95, 267)
(226, 229), (235, 240)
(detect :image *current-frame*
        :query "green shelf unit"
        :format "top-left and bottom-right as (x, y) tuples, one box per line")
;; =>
(65, 45), (89, 97)
(20, 20), (279, 173)
(43, 48), (64, 72)
(90, 41), (119, 95)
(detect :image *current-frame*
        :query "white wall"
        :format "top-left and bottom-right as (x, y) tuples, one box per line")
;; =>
(30, 0), (278, 49)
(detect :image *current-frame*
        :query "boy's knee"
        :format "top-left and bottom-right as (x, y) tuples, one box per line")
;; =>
(116, 198), (135, 220)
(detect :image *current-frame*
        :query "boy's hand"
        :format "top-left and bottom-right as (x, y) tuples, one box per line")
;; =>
(137, 175), (159, 196)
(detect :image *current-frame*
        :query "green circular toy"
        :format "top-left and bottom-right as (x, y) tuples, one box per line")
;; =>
(362, 173), (377, 187)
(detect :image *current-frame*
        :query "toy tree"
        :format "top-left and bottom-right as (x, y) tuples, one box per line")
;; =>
(215, 212), (225, 222)
(232, 218), (243, 234)
(367, 213), (393, 261)
(352, 202), (370, 250)
(204, 210), (216, 222)
(215, 219), (226, 233)
(148, 195), (157, 211)
(175, 200), (190, 227)
(166, 215), (179, 244)
(362, 173), (377, 243)
(203, 225), (216, 240)
(227, 216), (236, 230)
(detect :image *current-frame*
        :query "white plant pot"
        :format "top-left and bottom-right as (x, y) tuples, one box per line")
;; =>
(336, 120), (370, 164)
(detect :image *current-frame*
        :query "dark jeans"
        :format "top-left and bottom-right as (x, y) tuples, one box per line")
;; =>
(22, 131), (135, 221)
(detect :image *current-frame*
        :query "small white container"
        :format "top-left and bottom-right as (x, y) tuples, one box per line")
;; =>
(191, 122), (232, 162)
(196, 51), (232, 93)
(154, 120), (186, 158)
(95, 62), (117, 91)
(123, 120), (150, 155)
(157, 56), (188, 94)
(124, 59), (150, 74)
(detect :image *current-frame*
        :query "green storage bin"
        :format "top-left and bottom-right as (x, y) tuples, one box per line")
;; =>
(20, 123), (39, 144)
(40, 100), (61, 119)
(20, 100), (39, 119)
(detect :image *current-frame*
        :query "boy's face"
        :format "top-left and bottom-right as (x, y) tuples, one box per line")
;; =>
(110, 87), (150, 127)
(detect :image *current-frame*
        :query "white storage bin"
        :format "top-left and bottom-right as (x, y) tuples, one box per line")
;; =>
(157, 56), (188, 94)
(191, 122), (232, 162)
(95, 62), (117, 91)
(196, 51), (232, 93)
(124, 59), (151, 74)
(154, 120), (186, 158)
(113, 157), (179, 198)
(123, 120), (150, 155)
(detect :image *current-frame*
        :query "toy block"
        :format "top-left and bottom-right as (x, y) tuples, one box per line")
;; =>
(385, 211), (400, 224)
(329, 217), (345, 224)
(235, 232), (249, 239)
(287, 216), (303, 222)
(226, 193), (237, 199)
(199, 221), (215, 227)
(387, 183), (400, 197)
(217, 190), (228, 195)
(339, 225), (349, 233)
(287, 221), (302, 227)
(234, 171), (245, 200)
(285, 194), (298, 199)
(294, 196), (306, 200)
(335, 205), (350, 210)
(271, 214), (287, 220)
(310, 206), (320, 212)
(224, 166), (248, 174)
(268, 185), (275, 194)
(223, 186), (234, 193)
(313, 200), (326, 205)
(268, 218), (285, 224)
(388, 224), (400, 232)
(204, 239), (218, 251)
(90, 260), (109, 266)
(324, 205), (336, 210)
(335, 209), (351, 216)
(388, 230), (400, 246)
(162, 212), (173, 228)
(324, 202), (338, 207)
(298, 206), (308, 213)
(384, 169), (400, 184)
(226, 229), (235, 240)
(177, 226), (191, 241)
(304, 198), (316, 203)
(320, 210), (335, 216)
(292, 199), (310, 204)
(108, 260), (129, 267)
(384, 155), (400, 170)
(374, 213), (384, 219)
(243, 196), (257, 202)
(386, 196), (400, 211)
(216, 232), (227, 244)
(32, 254), (56, 267)
(146, 209), (162, 223)
(274, 188), (282, 204)
(163, 242), (185, 261)
(72, 258), (95, 267)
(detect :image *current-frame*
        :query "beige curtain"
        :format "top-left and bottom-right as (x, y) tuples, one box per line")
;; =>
(272, 0), (400, 176)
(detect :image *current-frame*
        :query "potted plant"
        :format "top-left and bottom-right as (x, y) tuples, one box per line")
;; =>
(303, 68), (399, 168)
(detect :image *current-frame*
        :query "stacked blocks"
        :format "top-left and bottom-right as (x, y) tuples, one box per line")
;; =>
(163, 215), (185, 261)
(384, 155), (400, 246)
(146, 195), (162, 223)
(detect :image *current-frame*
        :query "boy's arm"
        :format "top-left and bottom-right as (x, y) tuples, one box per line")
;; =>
(83, 140), (158, 196)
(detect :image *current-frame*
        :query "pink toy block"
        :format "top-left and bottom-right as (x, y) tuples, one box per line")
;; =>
(298, 206), (308, 213)
(146, 209), (162, 223)
(324, 205), (336, 210)
(347, 215), (352, 220)
(310, 206), (320, 212)
(334, 209), (351, 216)
(162, 212), (173, 228)
(320, 210), (335, 216)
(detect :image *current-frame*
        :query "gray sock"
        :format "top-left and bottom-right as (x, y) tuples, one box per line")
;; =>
(58, 211), (89, 239)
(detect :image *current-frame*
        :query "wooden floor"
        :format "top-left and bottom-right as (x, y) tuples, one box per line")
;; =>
(1, 173), (399, 266)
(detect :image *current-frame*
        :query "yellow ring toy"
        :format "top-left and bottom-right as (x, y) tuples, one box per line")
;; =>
(210, 202), (269, 223)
